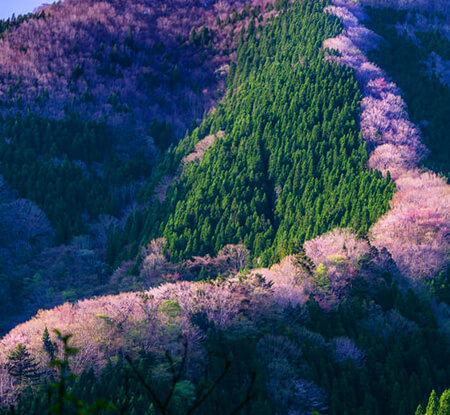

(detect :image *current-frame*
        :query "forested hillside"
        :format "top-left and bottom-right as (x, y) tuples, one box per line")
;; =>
(4, 267), (450, 415)
(0, 0), (263, 136)
(115, 0), (393, 267)
(0, 0), (449, 414)
(0, 0), (275, 244)
(0, 115), (149, 242)
(365, 7), (450, 177)
(0, 0), (275, 335)
(360, 0), (448, 13)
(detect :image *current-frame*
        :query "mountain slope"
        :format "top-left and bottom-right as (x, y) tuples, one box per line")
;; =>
(324, 0), (450, 280)
(0, 0), (449, 413)
(0, 0), (278, 243)
(0, 0), (246, 135)
(0, 0), (276, 334)
(119, 0), (394, 266)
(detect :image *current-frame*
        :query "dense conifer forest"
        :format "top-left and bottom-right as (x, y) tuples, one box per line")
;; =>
(0, 115), (150, 242)
(115, 0), (394, 266)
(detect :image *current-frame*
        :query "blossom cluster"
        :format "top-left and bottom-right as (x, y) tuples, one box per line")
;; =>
(324, 0), (449, 280)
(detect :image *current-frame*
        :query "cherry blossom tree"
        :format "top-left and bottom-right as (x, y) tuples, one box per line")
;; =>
(0, 0), (275, 138)
(324, 0), (450, 281)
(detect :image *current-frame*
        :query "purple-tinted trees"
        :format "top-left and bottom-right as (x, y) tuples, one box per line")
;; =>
(324, 0), (450, 280)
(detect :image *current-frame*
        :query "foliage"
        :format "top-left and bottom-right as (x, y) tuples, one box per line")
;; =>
(365, 7), (450, 177)
(7, 344), (41, 388)
(416, 388), (450, 415)
(426, 269), (450, 304)
(148, 119), (177, 152)
(128, 0), (393, 266)
(8, 329), (270, 415)
(0, 10), (46, 39)
(0, 1), (448, 414)
(42, 327), (58, 362)
(0, 0), (274, 137)
(324, 1), (450, 280)
(3, 270), (449, 415)
(0, 114), (150, 242)
(303, 279), (450, 415)
(416, 30), (450, 60)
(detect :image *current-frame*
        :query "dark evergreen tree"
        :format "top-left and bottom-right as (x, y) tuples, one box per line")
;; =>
(7, 344), (41, 387)
(42, 327), (58, 362)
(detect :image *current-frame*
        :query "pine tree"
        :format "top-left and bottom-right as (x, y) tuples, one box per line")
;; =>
(42, 327), (57, 361)
(418, 389), (450, 415)
(415, 404), (425, 415)
(7, 343), (41, 387)
(438, 389), (450, 415)
(426, 390), (440, 415)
